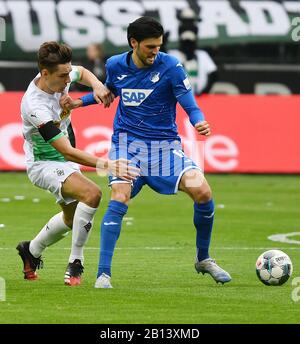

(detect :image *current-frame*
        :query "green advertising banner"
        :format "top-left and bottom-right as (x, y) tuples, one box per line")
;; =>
(0, 0), (299, 61)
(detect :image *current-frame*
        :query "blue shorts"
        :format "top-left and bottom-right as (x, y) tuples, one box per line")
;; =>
(108, 134), (201, 198)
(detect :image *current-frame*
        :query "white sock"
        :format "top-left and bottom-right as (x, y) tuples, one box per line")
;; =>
(69, 202), (98, 264)
(30, 212), (71, 258)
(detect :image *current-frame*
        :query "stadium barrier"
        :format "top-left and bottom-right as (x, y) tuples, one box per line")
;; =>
(0, 93), (299, 173)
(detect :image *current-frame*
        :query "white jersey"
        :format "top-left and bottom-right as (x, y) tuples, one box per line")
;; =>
(21, 66), (80, 167)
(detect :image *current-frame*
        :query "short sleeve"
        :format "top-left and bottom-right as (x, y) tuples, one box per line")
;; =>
(69, 65), (81, 83)
(105, 60), (117, 95)
(27, 106), (53, 129)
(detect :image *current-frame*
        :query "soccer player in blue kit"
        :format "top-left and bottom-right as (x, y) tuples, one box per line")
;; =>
(62, 16), (231, 288)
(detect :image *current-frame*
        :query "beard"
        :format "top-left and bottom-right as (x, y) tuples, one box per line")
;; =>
(136, 50), (156, 67)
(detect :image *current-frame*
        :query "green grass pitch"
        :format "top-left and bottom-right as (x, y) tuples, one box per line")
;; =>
(0, 172), (299, 324)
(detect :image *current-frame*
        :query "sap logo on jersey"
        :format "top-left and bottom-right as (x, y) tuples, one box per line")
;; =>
(121, 89), (153, 106)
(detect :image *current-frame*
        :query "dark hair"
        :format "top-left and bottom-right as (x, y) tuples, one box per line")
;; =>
(127, 16), (164, 48)
(38, 41), (72, 73)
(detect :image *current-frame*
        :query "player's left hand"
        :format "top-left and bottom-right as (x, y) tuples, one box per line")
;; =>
(194, 121), (211, 136)
(93, 85), (115, 108)
(60, 94), (81, 110)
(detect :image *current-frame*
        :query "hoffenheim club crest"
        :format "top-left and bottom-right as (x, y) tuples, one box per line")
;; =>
(150, 72), (160, 83)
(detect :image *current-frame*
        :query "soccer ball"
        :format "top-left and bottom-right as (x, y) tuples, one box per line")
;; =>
(255, 249), (293, 286)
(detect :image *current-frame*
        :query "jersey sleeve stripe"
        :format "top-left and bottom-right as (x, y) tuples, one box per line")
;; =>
(48, 132), (65, 143)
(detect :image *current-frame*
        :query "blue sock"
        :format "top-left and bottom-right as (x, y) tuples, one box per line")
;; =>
(97, 200), (128, 278)
(194, 199), (214, 262)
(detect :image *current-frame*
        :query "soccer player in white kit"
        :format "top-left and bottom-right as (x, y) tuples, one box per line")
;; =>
(17, 41), (139, 286)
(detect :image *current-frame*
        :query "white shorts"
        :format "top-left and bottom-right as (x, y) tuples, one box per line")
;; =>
(27, 161), (81, 205)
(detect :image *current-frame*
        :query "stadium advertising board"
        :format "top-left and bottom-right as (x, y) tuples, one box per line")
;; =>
(0, 0), (298, 60)
(0, 93), (299, 173)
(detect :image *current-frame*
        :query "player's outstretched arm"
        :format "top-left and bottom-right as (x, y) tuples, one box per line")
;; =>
(51, 135), (98, 167)
(177, 91), (211, 136)
(76, 66), (114, 108)
(51, 136), (139, 181)
(60, 93), (96, 110)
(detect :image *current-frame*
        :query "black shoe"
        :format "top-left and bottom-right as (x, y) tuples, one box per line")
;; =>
(16, 241), (43, 280)
(64, 259), (84, 286)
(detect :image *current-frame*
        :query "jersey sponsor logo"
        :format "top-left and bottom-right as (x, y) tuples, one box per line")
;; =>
(117, 74), (128, 80)
(150, 72), (160, 83)
(121, 89), (153, 106)
(60, 108), (71, 121)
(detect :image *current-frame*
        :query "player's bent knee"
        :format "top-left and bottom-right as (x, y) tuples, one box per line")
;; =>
(82, 187), (102, 208)
(111, 183), (131, 204)
(193, 187), (212, 204)
(111, 191), (131, 204)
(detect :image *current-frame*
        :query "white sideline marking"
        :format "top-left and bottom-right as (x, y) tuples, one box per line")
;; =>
(1, 246), (300, 251)
(268, 232), (300, 245)
(14, 195), (25, 200)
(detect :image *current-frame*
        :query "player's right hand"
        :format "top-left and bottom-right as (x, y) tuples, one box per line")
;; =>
(101, 158), (140, 182)
(93, 85), (115, 108)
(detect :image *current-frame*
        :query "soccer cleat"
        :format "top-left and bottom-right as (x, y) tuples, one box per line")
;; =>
(195, 258), (231, 284)
(94, 273), (113, 289)
(64, 259), (84, 286)
(16, 241), (43, 280)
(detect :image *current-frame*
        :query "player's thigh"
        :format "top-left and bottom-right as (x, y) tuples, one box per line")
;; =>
(179, 169), (212, 202)
(109, 174), (145, 200)
(28, 161), (81, 205)
(59, 201), (78, 228)
(110, 182), (132, 205)
(61, 172), (102, 207)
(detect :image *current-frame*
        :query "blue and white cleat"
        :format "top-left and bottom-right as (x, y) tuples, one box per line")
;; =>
(94, 273), (113, 289)
(195, 258), (231, 284)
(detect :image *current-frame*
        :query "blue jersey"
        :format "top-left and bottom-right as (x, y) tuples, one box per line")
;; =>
(105, 51), (202, 141)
